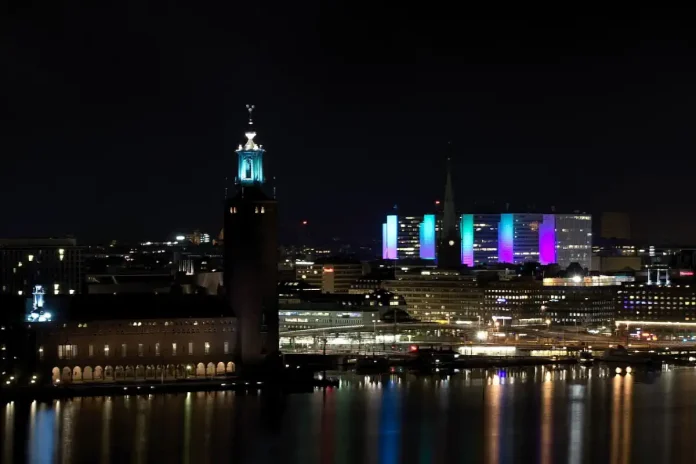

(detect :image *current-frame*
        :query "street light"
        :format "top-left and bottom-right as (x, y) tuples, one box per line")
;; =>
(477, 331), (488, 341)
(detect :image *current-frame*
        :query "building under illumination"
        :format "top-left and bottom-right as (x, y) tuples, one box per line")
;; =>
(385, 212), (592, 269)
(382, 214), (437, 261)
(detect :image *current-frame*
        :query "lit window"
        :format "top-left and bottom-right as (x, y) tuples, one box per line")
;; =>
(89, 344), (94, 357)
(188, 342), (193, 355)
(104, 344), (110, 357)
(224, 341), (229, 354)
(58, 344), (78, 359)
(155, 343), (160, 356)
(261, 207), (265, 214)
(205, 342), (210, 355)
(172, 343), (177, 356)
(121, 343), (127, 357)
(138, 344), (144, 357)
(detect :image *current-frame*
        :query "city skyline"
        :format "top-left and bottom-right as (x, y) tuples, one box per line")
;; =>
(4, 7), (696, 245)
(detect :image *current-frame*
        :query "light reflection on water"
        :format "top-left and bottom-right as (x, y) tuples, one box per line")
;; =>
(1, 365), (696, 463)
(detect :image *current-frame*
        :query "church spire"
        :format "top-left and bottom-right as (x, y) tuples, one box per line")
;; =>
(442, 156), (456, 236)
(436, 144), (461, 269)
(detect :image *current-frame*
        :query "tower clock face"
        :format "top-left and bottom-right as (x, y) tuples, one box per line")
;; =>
(449, 240), (455, 246)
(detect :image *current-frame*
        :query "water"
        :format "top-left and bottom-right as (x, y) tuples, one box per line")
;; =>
(1, 365), (696, 463)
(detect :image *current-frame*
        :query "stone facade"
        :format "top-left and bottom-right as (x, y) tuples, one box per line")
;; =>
(36, 317), (237, 384)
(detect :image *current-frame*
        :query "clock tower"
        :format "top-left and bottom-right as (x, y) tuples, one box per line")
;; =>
(224, 105), (279, 369)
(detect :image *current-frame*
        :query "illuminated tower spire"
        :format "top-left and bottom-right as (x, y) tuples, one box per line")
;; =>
(236, 104), (265, 186)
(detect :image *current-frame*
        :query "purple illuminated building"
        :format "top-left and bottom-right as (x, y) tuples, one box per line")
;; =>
(539, 214), (556, 265)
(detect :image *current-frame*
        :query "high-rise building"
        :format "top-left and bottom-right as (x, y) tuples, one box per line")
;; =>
(465, 212), (591, 268)
(381, 214), (436, 261)
(0, 238), (84, 296)
(384, 211), (592, 269)
(224, 106), (278, 368)
(555, 214), (592, 269)
(468, 214), (499, 266)
(397, 215), (422, 259)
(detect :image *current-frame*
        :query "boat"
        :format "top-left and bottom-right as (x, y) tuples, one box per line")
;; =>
(578, 350), (594, 364)
(600, 345), (660, 365)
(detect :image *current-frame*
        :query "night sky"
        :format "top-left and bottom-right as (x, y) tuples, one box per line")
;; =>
(3, 5), (696, 245)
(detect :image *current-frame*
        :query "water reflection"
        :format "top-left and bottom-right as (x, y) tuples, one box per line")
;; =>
(1, 365), (695, 463)
(484, 380), (501, 464)
(2, 402), (13, 463)
(101, 397), (112, 464)
(540, 369), (554, 464)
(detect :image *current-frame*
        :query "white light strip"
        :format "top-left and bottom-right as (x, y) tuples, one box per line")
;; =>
(615, 320), (696, 327)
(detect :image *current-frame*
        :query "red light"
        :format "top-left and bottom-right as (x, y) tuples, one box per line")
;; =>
(435, 200), (441, 205)
(680, 270), (694, 276)
(302, 220), (308, 225)
(409, 345), (418, 352)
(323, 267), (334, 273)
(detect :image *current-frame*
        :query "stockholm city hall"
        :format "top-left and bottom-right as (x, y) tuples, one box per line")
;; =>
(224, 105), (280, 371)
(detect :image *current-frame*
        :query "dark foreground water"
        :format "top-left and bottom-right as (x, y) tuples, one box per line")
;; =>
(2, 365), (696, 463)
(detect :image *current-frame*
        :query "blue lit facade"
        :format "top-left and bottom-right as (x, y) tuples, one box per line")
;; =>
(460, 214), (474, 266)
(419, 214), (436, 259)
(382, 215), (398, 259)
(539, 214), (556, 265)
(498, 213), (515, 263)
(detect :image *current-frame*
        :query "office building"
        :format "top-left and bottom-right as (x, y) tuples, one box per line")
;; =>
(384, 269), (483, 322)
(616, 283), (696, 323)
(0, 238), (84, 296)
(541, 290), (615, 325)
(382, 214), (437, 260)
(295, 256), (365, 293)
(555, 214), (593, 269)
(385, 211), (592, 269)
(468, 214), (499, 266)
(397, 215), (422, 259)
(483, 280), (616, 325)
(224, 106), (279, 368)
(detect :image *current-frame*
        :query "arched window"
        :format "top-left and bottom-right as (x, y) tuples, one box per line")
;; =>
(261, 207), (265, 214)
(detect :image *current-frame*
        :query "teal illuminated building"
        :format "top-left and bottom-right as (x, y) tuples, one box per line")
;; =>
(419, 214), (436, 259)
